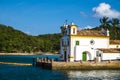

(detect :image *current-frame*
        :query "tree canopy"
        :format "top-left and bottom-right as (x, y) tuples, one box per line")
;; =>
(0, 24), (61, 53)
(0, 17), (120, 54)
(92, 17), (120, 40)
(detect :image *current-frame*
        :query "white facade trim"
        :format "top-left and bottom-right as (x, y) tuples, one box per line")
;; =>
(60, 23), (120, 62)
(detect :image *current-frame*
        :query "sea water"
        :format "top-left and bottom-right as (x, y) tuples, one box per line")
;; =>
(0, 55), (120, 80)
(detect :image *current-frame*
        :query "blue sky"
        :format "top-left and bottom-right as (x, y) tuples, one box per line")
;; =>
(0, 0), (120, 35)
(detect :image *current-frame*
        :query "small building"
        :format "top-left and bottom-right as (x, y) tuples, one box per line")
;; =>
(60, 22), (120, 62)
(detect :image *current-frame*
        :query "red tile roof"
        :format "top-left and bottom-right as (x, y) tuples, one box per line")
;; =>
(98, 48), (120, 53)
(110, 40), (120, 45)
(77, 30), (106, 36)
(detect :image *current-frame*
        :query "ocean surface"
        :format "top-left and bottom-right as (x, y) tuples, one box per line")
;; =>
(0, 54), (120, 80)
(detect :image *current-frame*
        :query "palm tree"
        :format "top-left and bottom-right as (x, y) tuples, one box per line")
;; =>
(110, 18), (120, 27)
(100, 16), (110, 30)
(109, 18), (120, 40)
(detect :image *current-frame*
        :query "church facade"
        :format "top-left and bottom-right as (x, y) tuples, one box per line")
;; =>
(60, 22), (120, 62)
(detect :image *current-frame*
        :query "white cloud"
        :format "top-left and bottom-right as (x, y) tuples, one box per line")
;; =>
(92, 3), (120, 18)
(84, 25), (93, 29)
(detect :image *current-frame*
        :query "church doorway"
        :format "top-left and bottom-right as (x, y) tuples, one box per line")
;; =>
(64, 51), (67, 61)
(82, 51), (91, 61)
(82, 52), (87, 61)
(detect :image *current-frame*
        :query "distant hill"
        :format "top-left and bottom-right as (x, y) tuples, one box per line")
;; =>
(0, 24), (61, 53)
(0, 20), (120, 53)
(0, 24), (35, 53)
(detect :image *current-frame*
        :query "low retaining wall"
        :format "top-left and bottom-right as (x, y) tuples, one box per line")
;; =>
(52, 62), (120, 70)
(0, 62), (32, 66)
(36, 58), (120, 70)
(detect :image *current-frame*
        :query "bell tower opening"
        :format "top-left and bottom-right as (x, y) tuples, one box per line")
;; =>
(68, 22), (78, 35)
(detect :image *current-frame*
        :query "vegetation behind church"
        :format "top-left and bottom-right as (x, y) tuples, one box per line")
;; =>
(0, 17), (120, 53)
(0, 24), (61, 53)
(91, 17), (120, 40)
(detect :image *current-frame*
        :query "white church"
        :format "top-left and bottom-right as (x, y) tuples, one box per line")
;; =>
(60, 22), (120, 62)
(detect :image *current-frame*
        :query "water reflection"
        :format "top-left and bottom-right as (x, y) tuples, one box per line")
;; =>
(0, 55), (120, 80)
(0, 65), (120, 80)
(66, 70), (120, 80)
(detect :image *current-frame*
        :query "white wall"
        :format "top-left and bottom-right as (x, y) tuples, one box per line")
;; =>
(74, 46), (95, 61)
(69, 37), (109, 61)
(102, 53), (120, 60)
(76, 37), (109, 48)
(109, 45), (120, 48)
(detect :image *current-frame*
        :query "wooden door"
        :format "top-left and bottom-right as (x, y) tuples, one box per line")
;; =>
(82, 52), (87, 61)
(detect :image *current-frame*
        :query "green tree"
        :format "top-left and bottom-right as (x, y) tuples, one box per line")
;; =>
(100, 16), (110, 30)
(110, 18), (120, 27)
(92, 17), (120, 40)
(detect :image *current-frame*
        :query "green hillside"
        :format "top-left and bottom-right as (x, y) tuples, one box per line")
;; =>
(0, 17), (119, 53)
(0, 24), (61, 53)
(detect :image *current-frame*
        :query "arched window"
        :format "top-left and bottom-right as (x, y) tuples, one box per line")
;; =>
(73, 28), (75, 34)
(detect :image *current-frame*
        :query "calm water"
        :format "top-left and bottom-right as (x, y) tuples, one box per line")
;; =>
(0, 55), (120, 80)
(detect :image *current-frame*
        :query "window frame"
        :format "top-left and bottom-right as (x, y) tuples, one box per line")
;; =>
(76, 41), (79, 46)
(73, 28), (75, 34)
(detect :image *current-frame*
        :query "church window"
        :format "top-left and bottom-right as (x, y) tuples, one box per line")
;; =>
(65, 30), (67, 35)
(90, 39), (95, 45)
(96, 51), (101, 57)
(73, 28), (75, 34)
(69, 28), (71, 34)
(76, 41), (79, 45)
(116, 45), (119, 48)
(67, 39), (69, 46)
(62, 39), (64, 46)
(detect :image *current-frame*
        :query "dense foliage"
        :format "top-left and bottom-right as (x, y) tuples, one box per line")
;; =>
(37, 34), (61, 52)
(0, 17), (120, 53)
(0, 24), (61, 53)
(91, 17), (120, 40)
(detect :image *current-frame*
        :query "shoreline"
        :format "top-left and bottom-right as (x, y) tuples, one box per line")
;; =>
(0, 53), (37, 55)
(0, 53), (59, 56)
(36, 60), (120, 70)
